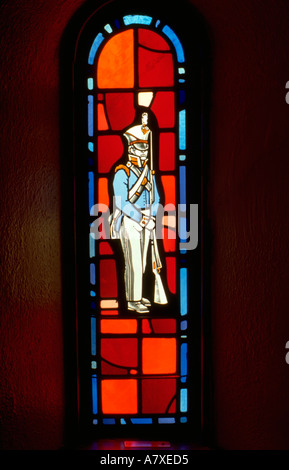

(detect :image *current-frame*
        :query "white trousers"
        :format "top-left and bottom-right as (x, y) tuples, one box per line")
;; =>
(119, 214), (151, 302)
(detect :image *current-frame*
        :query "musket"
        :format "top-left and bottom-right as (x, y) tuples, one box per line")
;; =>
(149, 130), (168, 305)
(151, 228), (167, 304)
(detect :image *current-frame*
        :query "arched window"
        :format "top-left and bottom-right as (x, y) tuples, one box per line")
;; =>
(71, 1), (205, 443)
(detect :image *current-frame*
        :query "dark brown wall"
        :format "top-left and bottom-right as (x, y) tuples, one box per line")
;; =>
(198, 0), (289, 449)
(0, 0), (289, 450)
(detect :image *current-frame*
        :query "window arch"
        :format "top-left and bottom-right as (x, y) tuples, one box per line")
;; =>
(72, 1), (205, 442)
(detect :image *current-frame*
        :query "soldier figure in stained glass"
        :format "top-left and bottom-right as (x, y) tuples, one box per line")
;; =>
(110, 112), (168, 313)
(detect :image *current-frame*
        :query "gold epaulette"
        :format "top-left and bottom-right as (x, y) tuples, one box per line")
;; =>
(115, 164), (130, 177)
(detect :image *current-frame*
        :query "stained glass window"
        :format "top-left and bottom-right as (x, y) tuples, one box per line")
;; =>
(73, 3), (203, 440)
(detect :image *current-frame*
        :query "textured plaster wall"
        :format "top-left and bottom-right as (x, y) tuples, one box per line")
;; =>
(0, 0), (84, 450)
(0, 0), (289, 450)
(194, 0), (289, 449)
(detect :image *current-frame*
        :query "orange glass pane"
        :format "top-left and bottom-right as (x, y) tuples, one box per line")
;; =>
(97, 103), (109, 130)
(161, 175), (176, 207)
(142, 338), (177, 375)
(98, 177), (109, 208)
(162, 227), (176, 252)
(101, 319), (137, 334)
(97, 29), (134, 89)
(162, 214), (176, 229)
(101, 379), (137, 414)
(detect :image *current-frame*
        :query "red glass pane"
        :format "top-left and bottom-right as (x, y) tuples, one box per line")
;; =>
(159, 133), (175, 171)
(101, 361), (128, 375)
(97, 135), (124, 173)
(96, 216), (110, 240)
(138, 28), (170, 51)
(151, 91), (175, 128)
(99, 241), (113, 255)
(151, 318), (176, 334)
(142, 319), (152, 334)
(105, 92), (135, 130)
(101, 360), (137, 376)
(101, 338), (138, 369)
(142, 378), (176, 413)
(138, 47), (174, 87)
(99, 259), (118, 298)
(165, 257), (176, 294)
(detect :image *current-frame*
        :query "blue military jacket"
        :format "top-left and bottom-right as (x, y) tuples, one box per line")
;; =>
(112, 163), (160, 230)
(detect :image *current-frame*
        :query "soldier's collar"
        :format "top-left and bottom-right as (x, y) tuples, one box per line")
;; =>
(127, 158), (148, 169)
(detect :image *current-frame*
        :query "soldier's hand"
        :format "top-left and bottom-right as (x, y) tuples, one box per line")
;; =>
(145, 217), (155, 231)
